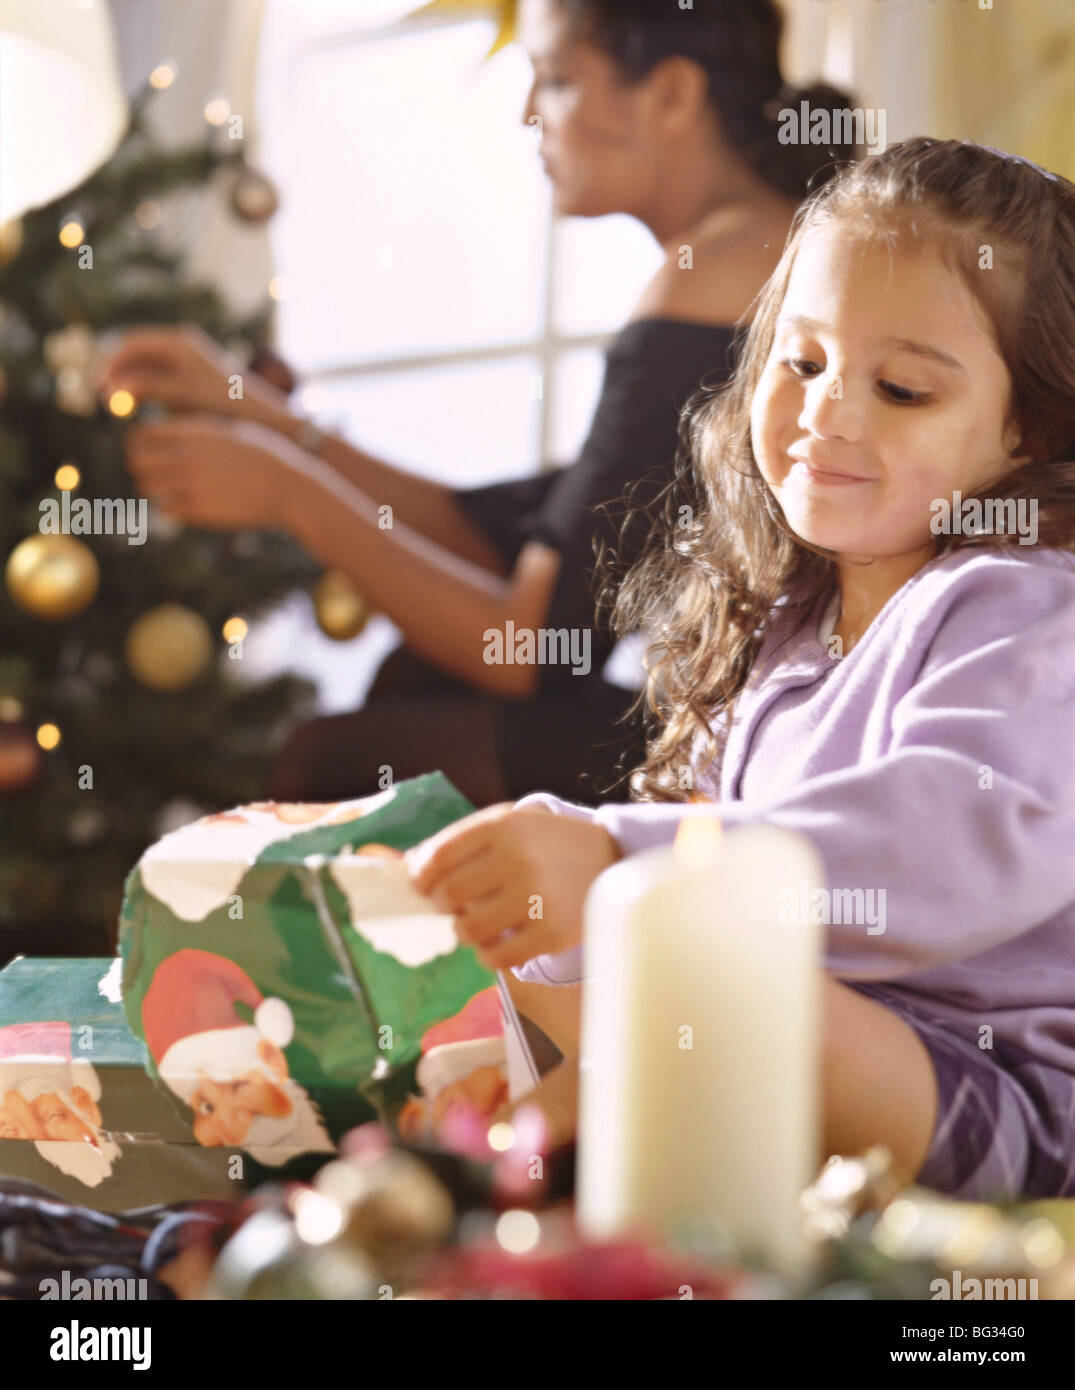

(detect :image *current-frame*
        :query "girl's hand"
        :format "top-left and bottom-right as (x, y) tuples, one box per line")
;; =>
(98, 324), (288, 425)
(124, 416), (296, 530)
(405, 803), (620, 971)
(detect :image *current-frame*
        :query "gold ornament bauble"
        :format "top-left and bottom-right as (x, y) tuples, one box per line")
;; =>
(126, 604), (213, 691)
(313, 569), (370, 641)
(5, 534), (100, 621)
(0, 218), (23, 267)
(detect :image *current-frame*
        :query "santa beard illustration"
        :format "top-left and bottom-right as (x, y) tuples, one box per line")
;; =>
(241, 1076), (335, 1166)
(10, 1078), (121, 1188)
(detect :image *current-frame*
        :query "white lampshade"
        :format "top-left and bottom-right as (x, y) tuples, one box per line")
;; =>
(0, 0), (128, 224)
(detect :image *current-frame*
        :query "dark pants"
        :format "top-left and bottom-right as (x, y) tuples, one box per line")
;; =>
(267, 646), (644, 809)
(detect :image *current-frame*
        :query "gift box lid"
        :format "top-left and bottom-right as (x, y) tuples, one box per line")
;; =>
(0, 956), (145, 1066)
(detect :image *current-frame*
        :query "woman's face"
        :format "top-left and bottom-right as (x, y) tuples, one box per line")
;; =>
(750, 221), (1028, 562)
(518, 0), (665, 218)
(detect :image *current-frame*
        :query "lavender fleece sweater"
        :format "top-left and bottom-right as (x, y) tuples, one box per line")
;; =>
(512, 546), (1075, 1092)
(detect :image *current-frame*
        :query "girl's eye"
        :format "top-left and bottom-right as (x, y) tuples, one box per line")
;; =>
(879, 379), (930, 405)
(780, 358), (930, 405)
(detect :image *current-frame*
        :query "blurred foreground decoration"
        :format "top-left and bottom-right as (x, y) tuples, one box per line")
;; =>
(0, 88), (318, 955)
(200, 1127), (1075, 1301)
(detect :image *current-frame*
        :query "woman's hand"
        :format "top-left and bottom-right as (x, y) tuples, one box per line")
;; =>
(98, 324), (288, 425)
(124, 416), (298, 530)
(405, 802), (620, 971)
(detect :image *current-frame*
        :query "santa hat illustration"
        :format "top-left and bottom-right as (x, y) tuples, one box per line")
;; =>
(415, 986), (506, 1101)
(142, 950), (294, 1104)
(0, 1020), (101, 1108)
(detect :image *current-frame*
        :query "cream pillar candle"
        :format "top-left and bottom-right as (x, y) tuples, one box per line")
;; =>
(577, 819), (825, 1274)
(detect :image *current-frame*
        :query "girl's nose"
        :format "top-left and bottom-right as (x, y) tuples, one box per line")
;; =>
(797, 370), (866, 442)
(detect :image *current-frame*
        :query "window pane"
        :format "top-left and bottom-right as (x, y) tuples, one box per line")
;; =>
(266, 23), (546, 372)
(550, 345), (607, 465)
(309, 356), (543, 487)
(552, 214), (665, 337)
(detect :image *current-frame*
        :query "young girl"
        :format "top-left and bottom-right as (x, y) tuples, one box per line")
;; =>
(406, 137), (1075, 1202)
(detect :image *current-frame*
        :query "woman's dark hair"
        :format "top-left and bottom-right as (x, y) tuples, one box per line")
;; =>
(562, 0), (863, 197)
(603, 137), (1075, 803)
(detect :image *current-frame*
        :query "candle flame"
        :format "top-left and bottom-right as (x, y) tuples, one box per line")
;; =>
(674, 814), (723, 867)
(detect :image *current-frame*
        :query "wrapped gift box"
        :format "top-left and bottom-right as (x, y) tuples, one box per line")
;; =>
(117, 772), (537, 1175)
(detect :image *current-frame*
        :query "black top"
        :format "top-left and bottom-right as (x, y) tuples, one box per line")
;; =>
(454, 317), (743, 695)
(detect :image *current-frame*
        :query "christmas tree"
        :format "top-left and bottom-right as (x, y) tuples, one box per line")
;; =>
(0, 87), (318, 958)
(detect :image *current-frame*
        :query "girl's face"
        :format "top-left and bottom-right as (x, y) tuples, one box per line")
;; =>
(750, 222), (1028, 562)
(518, 0), (665, 218)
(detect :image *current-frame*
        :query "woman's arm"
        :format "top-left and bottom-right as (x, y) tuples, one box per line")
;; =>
(99, 326), (509, 573)
(247, 394), (512, 575)
(279, 450), (561, 694)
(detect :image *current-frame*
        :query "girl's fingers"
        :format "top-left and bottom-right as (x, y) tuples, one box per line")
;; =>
(426, 852), (503, 915)
(406, 818), (499, 893)
(453, 887), (526, 948)
(476, 921), (561, 972)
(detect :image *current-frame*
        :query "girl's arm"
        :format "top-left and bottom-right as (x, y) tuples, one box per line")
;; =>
(516, 557), (1075, 981)
(593, 558), (1075, 979)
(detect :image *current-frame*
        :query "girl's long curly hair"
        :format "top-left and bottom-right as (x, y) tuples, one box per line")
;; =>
(599, 137), (1075, 804)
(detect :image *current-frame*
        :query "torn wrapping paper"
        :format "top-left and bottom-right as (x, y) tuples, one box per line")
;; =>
(117, 772), (538, 1173)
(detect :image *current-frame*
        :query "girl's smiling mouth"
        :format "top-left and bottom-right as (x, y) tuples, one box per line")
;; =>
(789, 457), (875, 486)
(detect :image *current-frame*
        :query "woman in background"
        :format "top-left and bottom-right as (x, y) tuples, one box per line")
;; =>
(103, 0), (861, 808)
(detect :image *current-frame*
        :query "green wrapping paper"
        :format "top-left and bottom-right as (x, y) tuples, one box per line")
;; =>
(118, 772), (537, 1172)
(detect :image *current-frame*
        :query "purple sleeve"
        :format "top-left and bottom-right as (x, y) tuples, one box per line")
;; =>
(594, 559), (1075, 979)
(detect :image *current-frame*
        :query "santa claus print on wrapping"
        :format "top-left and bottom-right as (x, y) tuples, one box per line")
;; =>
(0, 1021), (121, 1187)
(396, 986), (511, 1143)
(120, 774), (538, 1159)
(142, 949), (334, 1165)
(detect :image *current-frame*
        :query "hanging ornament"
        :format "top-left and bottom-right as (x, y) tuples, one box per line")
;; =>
(0, 218), (24, 267)
(0, 720), (43, 794)
(42, 322), (99, 416)
(5, 534), (100, 621)
(230, 165), (280, 224)
(313, 569), (370, 641)
(125, 603), (213, 691)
